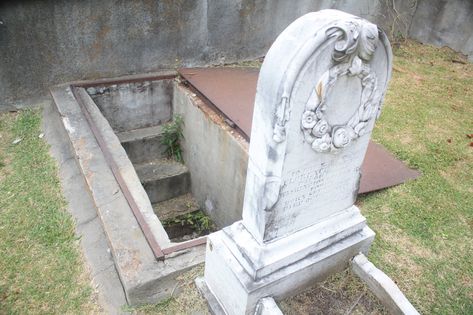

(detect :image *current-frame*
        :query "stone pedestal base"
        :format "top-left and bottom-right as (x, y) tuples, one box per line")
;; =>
(199, 212), (374, 315)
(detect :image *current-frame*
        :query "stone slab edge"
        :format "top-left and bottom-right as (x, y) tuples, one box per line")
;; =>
(195, 277), (226, 315)
(42, 101), (130, 313)
(74, 87), (171, 247)
(69, 70), (177, 87)
(196, 277), (285, 315)
(49, 84), (204, 305)
(351, 253), (420, 315)
(255, 297), (284, 315)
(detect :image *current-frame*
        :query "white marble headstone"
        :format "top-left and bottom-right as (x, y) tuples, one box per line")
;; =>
(242, 10), (392, 243)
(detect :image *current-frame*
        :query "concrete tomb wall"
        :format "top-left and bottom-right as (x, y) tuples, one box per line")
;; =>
(174, 84), (249, 228)
(58, 73), (252, 305)
(51, 81), (207, 306)
(90, 80), (174, 133)
(409, 0), (473, 63)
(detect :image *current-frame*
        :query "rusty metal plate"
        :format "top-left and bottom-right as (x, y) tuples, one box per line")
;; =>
(179, 67), (258, 138)
(178, 67), (420, 194)
(358, 142), (420, 194)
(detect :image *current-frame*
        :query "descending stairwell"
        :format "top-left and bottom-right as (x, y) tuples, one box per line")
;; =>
(116, 122), (201, 240)
(52, 81), (209, 305)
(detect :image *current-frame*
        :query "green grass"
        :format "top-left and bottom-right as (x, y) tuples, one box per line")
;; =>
(358, 40), (473, 314)
(0, 110), (99, 314)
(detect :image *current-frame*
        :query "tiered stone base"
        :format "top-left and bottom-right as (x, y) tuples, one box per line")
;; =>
(197, 207), (374, 315)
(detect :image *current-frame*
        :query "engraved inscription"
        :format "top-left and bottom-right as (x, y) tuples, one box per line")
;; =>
(278, 159), (359, 213)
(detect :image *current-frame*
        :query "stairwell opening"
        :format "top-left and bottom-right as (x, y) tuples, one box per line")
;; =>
(52, 70), (250, 304)
(86, 77), (216, 244)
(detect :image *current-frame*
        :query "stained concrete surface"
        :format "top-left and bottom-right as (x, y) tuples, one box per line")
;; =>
(1, 0), (418, 110)
(90, 80), (174, 133)
(409, 0), (473, 62)
(174, 84), (249, 228)
(2, 1), (472, 110)
(42, 100), (129, 314)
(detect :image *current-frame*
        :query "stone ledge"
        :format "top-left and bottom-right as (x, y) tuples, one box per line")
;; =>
(351, 254), (420, 315)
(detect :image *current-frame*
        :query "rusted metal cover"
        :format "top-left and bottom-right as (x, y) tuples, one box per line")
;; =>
(179, 67), (258, 139)
(359, 142), (420, 193)
(179, 67), (420, 194)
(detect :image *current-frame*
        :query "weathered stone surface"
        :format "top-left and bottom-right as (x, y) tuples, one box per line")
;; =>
(200, 10), (392, 314)
(43, 101), (129, 313)
(1, 0), (416, 109)
(204, 226), (374, 314)
(89, 80), (173, 133)
(241, 9), (392, 243)
(135, 158), (191, 204)
(152, 193), (200, 221)
(254, 297), (283, 315)
(224, 206), (368, 280)
(173, 84), (249, 228)
(351, 254), (420, 315)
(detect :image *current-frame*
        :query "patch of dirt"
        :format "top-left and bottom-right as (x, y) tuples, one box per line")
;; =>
(392, 66), (424, 85)
(379, 224), (433, 260)
(152, 193), (199, 221)
(279, 269), (387, 315)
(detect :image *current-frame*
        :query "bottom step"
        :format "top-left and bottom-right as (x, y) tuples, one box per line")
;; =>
(153, 194), (216, 243)
(152, 193), (200, 221)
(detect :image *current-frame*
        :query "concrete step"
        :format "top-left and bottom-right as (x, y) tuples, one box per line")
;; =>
(152, 193), (200, 221)
(117, 125), (167, 164)
(135, 158), (190, 203)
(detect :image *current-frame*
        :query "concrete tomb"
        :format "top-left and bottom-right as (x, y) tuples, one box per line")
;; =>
(197, 10), (392, 314)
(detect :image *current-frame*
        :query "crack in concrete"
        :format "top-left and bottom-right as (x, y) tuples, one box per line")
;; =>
(77, 213), (98, 228)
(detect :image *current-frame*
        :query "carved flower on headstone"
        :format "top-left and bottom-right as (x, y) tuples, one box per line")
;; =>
(301, 111), (317, 129)
(349, 56), (363, 76)
(332, 127), (351, 148)
(354, 121), (367, 135)
(312, 134), (331, 152)
(312, 119), (329, 137)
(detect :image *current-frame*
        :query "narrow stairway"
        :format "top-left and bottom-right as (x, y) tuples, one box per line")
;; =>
(116, 122), (202, 241)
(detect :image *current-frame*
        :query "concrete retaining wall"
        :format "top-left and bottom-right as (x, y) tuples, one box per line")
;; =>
(1, 0), (471, 110)
(0, 0), (416, 110)
(409, 0), (473, 62)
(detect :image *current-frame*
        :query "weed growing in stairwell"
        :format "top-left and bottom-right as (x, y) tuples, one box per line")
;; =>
(161, 115), (184, 163)
(162, 210), (214, 235)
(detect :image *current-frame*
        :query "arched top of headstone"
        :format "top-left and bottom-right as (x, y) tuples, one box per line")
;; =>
(242, 10), (392, 243)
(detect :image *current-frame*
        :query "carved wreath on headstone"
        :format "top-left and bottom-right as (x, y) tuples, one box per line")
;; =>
(300, 21), (379, 152)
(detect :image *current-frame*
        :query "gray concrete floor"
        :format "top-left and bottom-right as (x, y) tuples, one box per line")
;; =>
(42, 100), (129, 314)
